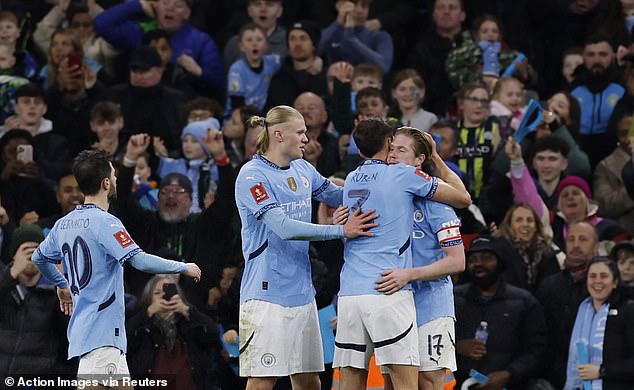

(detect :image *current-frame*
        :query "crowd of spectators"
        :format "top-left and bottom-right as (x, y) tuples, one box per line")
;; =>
(0, 0), (633, 389)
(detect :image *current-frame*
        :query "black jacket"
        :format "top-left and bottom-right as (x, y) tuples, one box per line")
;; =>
(600, 293), (634, 390)
(267, 56), (328, 108)
(536, 271), (588, 389)
(406, 29), (463, 116)
(112, 163), (236, 304)
(126, 306), (222, 390)
(454, 281), (547, 389)
(107, 83), (185, 154)
(0, 265), (74, 376)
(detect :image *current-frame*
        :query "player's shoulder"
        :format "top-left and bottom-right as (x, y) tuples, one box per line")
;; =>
(237, 159), (267, 180)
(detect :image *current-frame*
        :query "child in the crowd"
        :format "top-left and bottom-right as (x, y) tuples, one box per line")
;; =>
(455, 82), (501, 200)
(222, 105), (259, 166)
(447, 13), (537, 92)
(389, 68), (437, 132)
(223, 0), (286, 68)
(226, 23), (281, 115)
(156, 117), (223, 214)
(133, 151), (159, 211)
(350, 63), (382, 113)
(0, 42), (30, 78)
(561, 47), (583, 85)
(489, 77), (526, 140)
(182, 97), (224, 124)
(429, 120), (463, 179)
(0, 11), (37, 80)
(611, 241), (634, 300)
(89, 101), (125, 160)
(143, 29), (197, 99)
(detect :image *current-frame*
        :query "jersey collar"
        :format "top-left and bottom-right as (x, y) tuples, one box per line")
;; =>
(76, 204), (98, 210)
(362, 159), (388, 166)
(253, 154), (290, 170)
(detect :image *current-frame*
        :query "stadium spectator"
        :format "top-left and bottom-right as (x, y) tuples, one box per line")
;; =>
(454, 236), (547, 389)
(0, 11), (37, 80)
(389, 69), (438, 132)
(611, 240), (634, 300)
(222, 105), (260, 166)
(36, 173), (84, 233)
(89, 101), (126, 161)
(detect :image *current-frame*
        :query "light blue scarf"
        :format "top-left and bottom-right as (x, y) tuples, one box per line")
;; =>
(565, 296), (609, 390)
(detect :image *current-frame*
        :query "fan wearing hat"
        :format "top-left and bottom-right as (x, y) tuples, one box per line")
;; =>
(0, 224), (75, 376)
(155, 117), (230, 213)
(268, 20), (328, 108)
(108, 45), (186, 154)
(93, 0), (224, 97)
(453, 236), (547, 389)
(552, 175), (629, 253)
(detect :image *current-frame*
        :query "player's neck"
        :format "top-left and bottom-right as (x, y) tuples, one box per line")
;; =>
(264, 150), (291, 168)
(84, 194), (109, 211)
(369, 151), (388, 162)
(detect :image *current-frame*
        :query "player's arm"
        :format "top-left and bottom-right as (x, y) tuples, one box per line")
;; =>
(424, 131), (471, 208)
(429, 180), (471, 209)
(261, 206), (377, 240)
(375, 244), (465, 295)
(127, 252), (201, 280)
(31, 250), (68, 288)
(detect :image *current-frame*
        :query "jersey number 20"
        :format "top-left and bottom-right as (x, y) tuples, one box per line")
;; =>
(63, 236), (93, 295)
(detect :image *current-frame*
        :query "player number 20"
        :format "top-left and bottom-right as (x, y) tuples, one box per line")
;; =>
(62, 236), (93, 295)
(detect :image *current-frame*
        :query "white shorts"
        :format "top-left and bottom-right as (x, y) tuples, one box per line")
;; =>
(333, 291), (419, 369)
(239, 299), (324, 377)
(381, 317), (457, 374)
(77, 346), (130, 380)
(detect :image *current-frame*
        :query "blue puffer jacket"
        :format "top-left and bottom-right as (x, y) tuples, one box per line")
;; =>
(571, 82), (624, 135)
(94, 0), (224, 94)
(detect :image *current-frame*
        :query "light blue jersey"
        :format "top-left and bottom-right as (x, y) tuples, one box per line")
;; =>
(33, 204), (141, 359)
(236, 154), (342, 307)
(340, 160), (438, 296)
(226, 54), (281, 114)
(410, 199), (462, 326)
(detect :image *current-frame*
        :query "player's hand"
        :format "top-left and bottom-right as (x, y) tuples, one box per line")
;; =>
(57, 287), (73, 316)
(375, 268), (412, 295)
(184, 263), (201, 282)
(456, 339), (487, 360)
(578, 364), (600, 380)
(343, 208), (379, 238)
(333, 205), (349, 225)
(479, 370), (511, 390)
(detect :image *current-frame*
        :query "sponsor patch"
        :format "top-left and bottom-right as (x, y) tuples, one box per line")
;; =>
(415, 168), (431, 181)
(250, 183), (269, 203)
(114, 230), (134, 248)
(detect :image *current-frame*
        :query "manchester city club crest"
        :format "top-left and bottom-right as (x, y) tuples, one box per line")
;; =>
(287, 177), (297, 191)
(414, 210), (424, 222)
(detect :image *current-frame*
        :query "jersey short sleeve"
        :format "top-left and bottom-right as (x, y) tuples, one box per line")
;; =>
(423, 201), (462, 248)
(393, 163), (438, 199)
(97, 215), (142, 265)
(236, 169), (280, 219)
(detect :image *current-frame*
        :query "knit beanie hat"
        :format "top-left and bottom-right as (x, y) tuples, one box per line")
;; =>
(181, 117), (220, 155)
(10, 224), (44, 257)
(556, 176), (592, 200)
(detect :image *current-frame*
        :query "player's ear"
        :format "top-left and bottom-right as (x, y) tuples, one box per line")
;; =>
(102, 177), (110, 191)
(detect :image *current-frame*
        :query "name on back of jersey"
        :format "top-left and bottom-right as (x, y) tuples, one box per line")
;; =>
(350, 171), (378, 183)
(59, 218), (90, 230)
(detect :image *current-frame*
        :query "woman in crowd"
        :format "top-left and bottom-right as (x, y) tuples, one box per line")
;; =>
(493, 203), (561, 292)
(565, 257), (634, 390)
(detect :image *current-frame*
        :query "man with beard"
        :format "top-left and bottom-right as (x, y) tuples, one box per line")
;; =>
(536, 221), (599, 388)
(570, 35), (625, 169)
(267, 20), (328, 108)
(115, 134), (236, 305)
(32, 150), (201, 386)
(453, 236), (546, 390)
